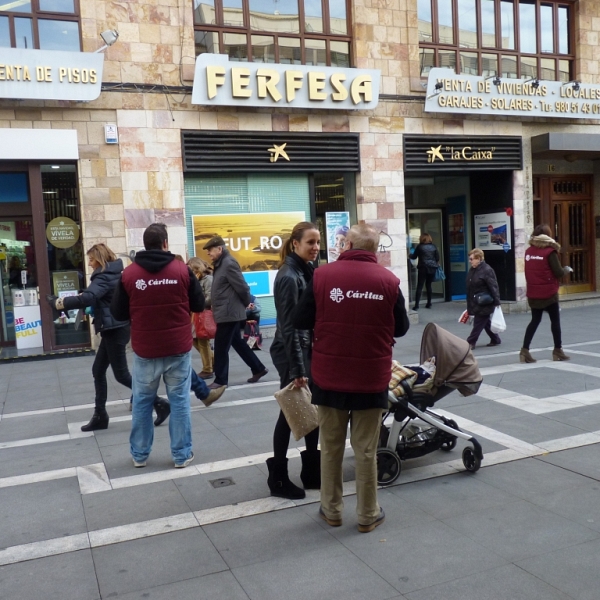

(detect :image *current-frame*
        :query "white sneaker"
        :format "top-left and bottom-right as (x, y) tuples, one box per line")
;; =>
(174, 452), (195, 469)
(132, 458), (146, 468)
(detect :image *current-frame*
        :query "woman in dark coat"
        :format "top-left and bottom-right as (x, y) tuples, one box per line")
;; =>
(465, 247), (502, 349)
(410, 233), (439, 310)
(47, 244), (170, 431)
(520, 224), (573, 363)
(268, 221), (321, 500)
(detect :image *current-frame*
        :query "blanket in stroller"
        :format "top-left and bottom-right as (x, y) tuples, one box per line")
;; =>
(389, 358), (437, 398)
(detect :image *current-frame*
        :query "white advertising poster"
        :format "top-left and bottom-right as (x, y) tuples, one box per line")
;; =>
(474, 212), (511, 251)
(325, 212), (350, 262)
(14, 305), (43, 350)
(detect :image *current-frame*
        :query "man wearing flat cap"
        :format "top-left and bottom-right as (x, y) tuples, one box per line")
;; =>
(203, 236), (268, 388)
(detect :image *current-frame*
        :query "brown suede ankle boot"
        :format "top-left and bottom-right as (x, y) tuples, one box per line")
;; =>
(552, 348), (570, 361)
(519, 348), (536, 363)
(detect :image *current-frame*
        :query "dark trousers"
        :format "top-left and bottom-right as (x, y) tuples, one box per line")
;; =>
(273, 363), (318, 460)
(92, 325), (132, 412)
(414, 269), (434, 307)
(467, 314), (501, 346)
(523, 302), (562, 349)
(214, 320), (266, 385)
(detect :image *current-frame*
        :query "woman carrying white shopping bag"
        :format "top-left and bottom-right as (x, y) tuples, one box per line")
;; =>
(465, 248), (502, 350)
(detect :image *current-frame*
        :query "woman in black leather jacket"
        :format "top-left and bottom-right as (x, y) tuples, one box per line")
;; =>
(409, 233), (439, 310)
(268, 222), (321, 500)
(47, 244), (170, 431)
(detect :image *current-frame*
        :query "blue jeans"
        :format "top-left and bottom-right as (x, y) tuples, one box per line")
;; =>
(131, 351), (193, 464)
(190, 369), (210, 400)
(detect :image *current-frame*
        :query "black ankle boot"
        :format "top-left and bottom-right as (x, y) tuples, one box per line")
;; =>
(81, 411), (109, 432)
(266, 457), (305, 500)
(153, 396), (170, 426)
(300, 450), (321, 489)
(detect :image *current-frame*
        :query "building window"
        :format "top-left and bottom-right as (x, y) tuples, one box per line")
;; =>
(418, 0), (573, 82)
(0, 0), (80, 51)
(193, 0), (351, 65)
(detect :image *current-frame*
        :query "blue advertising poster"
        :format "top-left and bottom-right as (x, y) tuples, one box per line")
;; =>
(446, 196), (467, 300)
(243, 271), (270, 296)
(325, 212), (350, 262)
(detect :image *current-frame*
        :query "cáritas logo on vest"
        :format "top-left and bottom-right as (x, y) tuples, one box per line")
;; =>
(525, 255), (543, 261)
(135, 278), (178, 290)
(329, 287), (384, 302)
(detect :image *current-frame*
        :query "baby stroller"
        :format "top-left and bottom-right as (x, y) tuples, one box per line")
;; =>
(377, 323), (484, 485)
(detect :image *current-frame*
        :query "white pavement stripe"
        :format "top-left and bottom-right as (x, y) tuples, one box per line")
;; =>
(0, 382), (279, 423)
(194, 496), (296, 526)
(88, 513), (199, 547)
(0, 399), (130, 421)
(536, 431), (600, 453)
(549, 361), (600, 379)
(0, 431), (92, 450)
(0, 467), (76, 490)
(435, 409), (543, 455)
(76, 464), (112, 494)
(566, 350), (600, 358)
(0, 534), (90, 567)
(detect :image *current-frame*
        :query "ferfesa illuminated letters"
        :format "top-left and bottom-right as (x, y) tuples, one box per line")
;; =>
(192, 54), (380, 110)
(206, 65), (372, 105)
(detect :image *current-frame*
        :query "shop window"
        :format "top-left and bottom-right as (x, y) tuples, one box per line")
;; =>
(193, 0), (352, 65)
(42, 164), (90, 348)
(0, 0), (80, 50)
(418, 0), (573, 81)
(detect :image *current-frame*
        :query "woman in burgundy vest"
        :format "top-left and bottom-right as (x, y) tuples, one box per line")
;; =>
(520, 224), (573, 363)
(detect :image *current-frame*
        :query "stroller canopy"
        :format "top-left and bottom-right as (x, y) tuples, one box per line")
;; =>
(420, 323), (482, 396)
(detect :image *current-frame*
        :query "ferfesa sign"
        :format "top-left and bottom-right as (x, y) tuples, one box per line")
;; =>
(425, 68), (600, 120)
(192, 54), (380, 110)
(0, 48), (104, 101)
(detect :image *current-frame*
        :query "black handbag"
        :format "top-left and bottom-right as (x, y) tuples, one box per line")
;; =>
(474, 292), (494, 306)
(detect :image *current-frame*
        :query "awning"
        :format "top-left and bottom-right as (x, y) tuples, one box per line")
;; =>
(531, 133), (600, 160)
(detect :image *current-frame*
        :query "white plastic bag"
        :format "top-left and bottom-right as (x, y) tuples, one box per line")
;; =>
(490, 306), (506, 334)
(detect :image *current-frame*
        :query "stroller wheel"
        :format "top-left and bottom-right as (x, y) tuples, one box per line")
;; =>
(377, 449), (401, 485)
(441, 419), (459, 451)
(462, 446), (481, 472)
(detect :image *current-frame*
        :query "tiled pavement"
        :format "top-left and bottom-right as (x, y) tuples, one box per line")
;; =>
(1, 302), (600, 599)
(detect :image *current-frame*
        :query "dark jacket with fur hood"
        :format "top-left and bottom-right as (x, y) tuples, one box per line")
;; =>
(525, 234), (569, 309)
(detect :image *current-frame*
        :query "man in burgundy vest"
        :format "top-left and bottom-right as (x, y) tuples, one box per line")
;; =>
(111, 224), (204, 468)
(293, 223), (409, 533)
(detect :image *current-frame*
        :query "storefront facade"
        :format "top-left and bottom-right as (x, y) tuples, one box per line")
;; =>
(1, 0), (599, 352)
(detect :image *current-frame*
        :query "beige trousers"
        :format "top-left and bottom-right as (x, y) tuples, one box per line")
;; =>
(318, 405), (383, 525)
(193, 338), (214, 373)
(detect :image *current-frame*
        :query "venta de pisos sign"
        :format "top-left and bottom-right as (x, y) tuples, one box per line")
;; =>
(192, 54), (380, 110)
(0, 47), (104, 101)
(425, 68), (600, 120)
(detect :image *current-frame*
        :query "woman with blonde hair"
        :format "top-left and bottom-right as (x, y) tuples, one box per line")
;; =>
(268, 221), (321, 499)
(47, 244), (170, 430)
(187, 257), (215, 378)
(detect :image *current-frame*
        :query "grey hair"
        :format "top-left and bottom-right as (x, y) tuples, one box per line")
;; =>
(346, 223), (379, 253)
